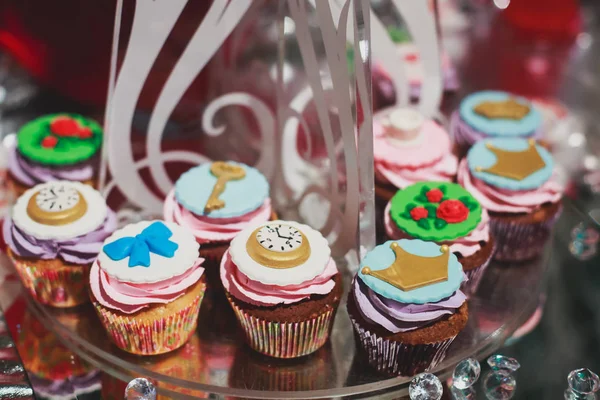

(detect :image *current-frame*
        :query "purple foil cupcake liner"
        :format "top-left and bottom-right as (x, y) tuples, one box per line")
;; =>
(460, 242), (495, 296)
(349, 315), (456, 377)
(490, 204), (562, 262)
(227, 294), (336, 359)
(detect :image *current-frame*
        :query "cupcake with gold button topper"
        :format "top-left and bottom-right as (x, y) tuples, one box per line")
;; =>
(3, 181), (116, 307)
(348, 239), (468, 376)
(90, 220), (206, 355)
(7, 114), (103, 196)
(220, 220), (342, 358)
(384, 182), (494, 295)
(458, 138), (563, 262)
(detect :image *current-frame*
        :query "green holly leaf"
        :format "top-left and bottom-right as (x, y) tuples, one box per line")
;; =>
(400, 212), (411, 219)
(420, 186), (430, 194)
(425, 205), (437, 216)
(434, 218), (448, 229)
(416, 194), (428, 203)
(417, 218), (431, 230)
(406, 203), (417, 211)
(466, 202), (478, 211)
(439, 185), (447, 194)
(459, 196), (471, 204)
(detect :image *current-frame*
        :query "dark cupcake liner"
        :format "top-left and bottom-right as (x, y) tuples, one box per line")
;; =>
(490, 204), (562, 262)
(460, 241), (495, 296)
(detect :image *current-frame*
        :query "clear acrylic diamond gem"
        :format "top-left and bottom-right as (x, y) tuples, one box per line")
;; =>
(409, 373), (443, 400)
(568, 368), (600, 395)
(453, 357), (481, 389)
(484, 370), (517, 400)
(125, 378), (156, 400)
(487, 354), (520, 372)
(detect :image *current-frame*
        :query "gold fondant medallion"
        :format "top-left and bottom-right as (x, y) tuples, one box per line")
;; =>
(475, 139), (546, 181)
(246, 224), (311, 269)
(473, 98), (531, 120)
(26, 185), (88, 226)
(204, 161), (246, 213)
(362, 243), (449, 291)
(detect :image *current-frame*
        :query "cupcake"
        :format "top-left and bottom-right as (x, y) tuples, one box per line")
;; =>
(384, 182), (494, 295)
(348, 239), (468, 376)
(7, 114), (103, 196)
(450, 91), (542, 157)
(164, 161), (275, 288)
(374, 107), (457, 202)
(4, 180), (116, 307)
(90, 220), (206, 355)
(458, 138), (563, 262)
(220, 220), (342, 358)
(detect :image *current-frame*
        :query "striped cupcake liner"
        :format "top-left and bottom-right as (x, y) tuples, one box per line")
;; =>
(460, 242), (496, 296)
(490, 205), (562, 263)
(349, 314), (456, 377)
(9, 253), (89, 308)
(93, 286), (205, 355)
(226, 293), (336, 359)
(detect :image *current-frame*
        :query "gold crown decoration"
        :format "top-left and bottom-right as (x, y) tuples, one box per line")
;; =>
(362, 243), (449, 291)
(473, 98), (531, 120)
(475, 139), (546, 181)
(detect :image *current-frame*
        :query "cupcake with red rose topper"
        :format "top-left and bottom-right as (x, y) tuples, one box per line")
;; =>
(7, 114), (103, 196)
(385, 182), (494, 295)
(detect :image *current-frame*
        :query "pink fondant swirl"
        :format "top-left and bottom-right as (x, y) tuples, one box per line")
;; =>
(384, 201), (490, 257)
(220, 250), (338, 307)
(89, 258), (205, 314)
(457, 159), (563, 214)
(163, 189), (272, 244)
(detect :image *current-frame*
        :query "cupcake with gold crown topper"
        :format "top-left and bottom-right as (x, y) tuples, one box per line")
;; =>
(221, 220), (342, 359)
(3, 180), (116, 307)
(7, 114), (103, 196)
(164, 161), (276, 289)
(384, 182), (495, 295)
(90, 220), (206, 355)
(348, 239), (468, 376)
(458, 138), (563, 262)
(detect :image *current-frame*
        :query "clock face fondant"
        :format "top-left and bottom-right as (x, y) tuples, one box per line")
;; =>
(247, 223), (311, 269)
(27, 184), (88, 225)
(256, 224), (303, 252)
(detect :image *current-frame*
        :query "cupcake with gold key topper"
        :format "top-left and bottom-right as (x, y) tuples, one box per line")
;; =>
(3, 180), (116, 307)
(164, 161), (276, 288)
(348, 239), (468, 376)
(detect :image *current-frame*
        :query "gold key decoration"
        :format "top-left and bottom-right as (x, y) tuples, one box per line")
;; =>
(204, 161), (246, 213)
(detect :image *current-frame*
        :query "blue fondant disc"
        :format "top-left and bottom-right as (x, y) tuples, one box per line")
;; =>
(175, 162), (269, 219)
(459, 91), (541, 137)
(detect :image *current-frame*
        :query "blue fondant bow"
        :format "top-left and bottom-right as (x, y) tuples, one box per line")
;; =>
(103, 222), (179, 268)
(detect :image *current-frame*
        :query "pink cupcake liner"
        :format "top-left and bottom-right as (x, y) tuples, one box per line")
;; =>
(460, 241), (496, 296)
(93, 287), (205, 355)
(349, 315), (456, 377)
(227, 294), (336, 359)
(9, 253), (89, 308)
(490, 204), (562, 262)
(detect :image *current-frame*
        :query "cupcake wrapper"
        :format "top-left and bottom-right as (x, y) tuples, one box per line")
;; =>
(490, 204), (562, 262)
(93, 287), (205, 355)
(460, 242), (496, 296)
(227, 294), (336, 359)
(349, 315), (456, 377)
(9, 254), (89, 308)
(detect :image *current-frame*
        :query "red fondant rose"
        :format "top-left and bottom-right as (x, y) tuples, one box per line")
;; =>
(41, 136), (58, 149)
(436, 200), (469, 223)
(410, 206), (428, 221)
(426, 188), (443, 203)
(50, 116), (93, 139)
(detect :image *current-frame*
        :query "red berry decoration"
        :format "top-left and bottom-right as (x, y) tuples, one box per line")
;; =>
(425, 188), (444, 203)
(41, 136), (58, 149)
(436, 200), (469, 223)
(77, 127), (93, 139)
(410, 206), (428, 221)
(50, 116), (80, 137)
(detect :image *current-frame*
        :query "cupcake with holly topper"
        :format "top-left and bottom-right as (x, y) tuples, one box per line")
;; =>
(90, 220), (206, 355)
(3, 180), (116, 307)
(450, 91), (542, 157)
(374, 107), (457, 202)
(348, 239), (468, 376)
(458, 138), (563, 262)
(221, 220), (342, 359)
(7, 114), (103, 196)
(164, 161), (276, 289)
(385, 182), (494, 295)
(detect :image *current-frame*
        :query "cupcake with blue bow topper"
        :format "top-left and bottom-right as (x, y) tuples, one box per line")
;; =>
(90, 220), (206, 355)
(458, 138), (563, 262)
(164, 161), (275, 287)
(450, 90), (542, 157)
(348, 239), (468, 376)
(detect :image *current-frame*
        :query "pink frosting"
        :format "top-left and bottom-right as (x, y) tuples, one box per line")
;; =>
(374, 120), (457, 189)
(220, 250), (338, 307)
(384, 201), (490, 257)
(89, 258), (205, 314)
(163, 189), (272, 244)
(457, 159), (563, 214)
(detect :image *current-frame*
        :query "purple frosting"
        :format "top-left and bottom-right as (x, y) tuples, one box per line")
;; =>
(30, 371), (101, 397)
(3, 210), (117, 264)
(8, 145), (96, 186)
(353, 277), (466, 334)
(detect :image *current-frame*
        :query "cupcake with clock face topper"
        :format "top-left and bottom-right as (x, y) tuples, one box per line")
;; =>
(374, 107), (458, 202)
(3, 180), (116, 307)
(220, 220), (342, 359)
(7, 114), (103, 196)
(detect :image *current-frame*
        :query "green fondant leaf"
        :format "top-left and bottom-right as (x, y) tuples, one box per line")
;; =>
(400, 212), (411, 219)
(466, 202), (478, 211)
(459, 196), (471, 204)
(435, 219), (448, 229)
(439, 185), (447, 194)
(420, 186), (430, 194)
(417, 218), (430, 230)
(425, 205), (437, 216)
(406, 203), (417, 211)
(416, 194), (428, 203)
